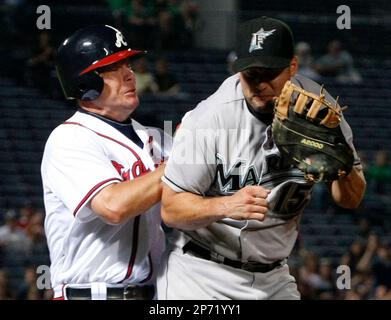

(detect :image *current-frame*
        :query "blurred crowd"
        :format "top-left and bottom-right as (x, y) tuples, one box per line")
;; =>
(290, 222), (391, 300)
(1, 0), (199, 98)
(107, 0), (200, 51)
(0, 203), (51, 299)
(289, 149), (391, 300)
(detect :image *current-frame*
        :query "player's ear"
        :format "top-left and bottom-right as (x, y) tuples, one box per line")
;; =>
(289, 56), (298, 77)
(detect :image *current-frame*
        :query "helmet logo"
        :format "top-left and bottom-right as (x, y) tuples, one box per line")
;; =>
(115, 32), (127, 48)
(105, 25), (127, 48)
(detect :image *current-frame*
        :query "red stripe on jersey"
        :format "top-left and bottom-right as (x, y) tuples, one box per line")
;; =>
(118, 216), (140, 283)
(139, 252), (153, 284)
(63, 121), (145, 162)
(52, 284), (66, 300)
(73, 177), (121, 216)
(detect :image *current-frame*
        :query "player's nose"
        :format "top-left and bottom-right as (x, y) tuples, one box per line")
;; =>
(254, 83), (267, 93)
(121, 65), (134, 82)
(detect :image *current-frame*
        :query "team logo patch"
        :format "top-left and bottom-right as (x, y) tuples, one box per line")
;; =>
(249, 28), (276, 53)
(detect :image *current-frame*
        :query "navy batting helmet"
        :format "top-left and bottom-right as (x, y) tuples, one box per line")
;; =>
(56, 25), (144, 101)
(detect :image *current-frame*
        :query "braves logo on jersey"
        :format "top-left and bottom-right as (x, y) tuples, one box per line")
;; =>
(111, 160), (151, 180)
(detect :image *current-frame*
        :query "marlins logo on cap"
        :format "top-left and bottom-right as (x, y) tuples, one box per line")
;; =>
(249, 28), (276, 53)
(232, 16), (294, 72)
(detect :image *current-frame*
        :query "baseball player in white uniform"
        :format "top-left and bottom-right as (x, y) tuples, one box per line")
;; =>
(41, 25), (171, 300)
(157, 17), (366, 299)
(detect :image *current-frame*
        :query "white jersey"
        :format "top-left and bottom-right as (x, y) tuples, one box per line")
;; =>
(41, 111), (171, 295)
(163, 73), (361, 264)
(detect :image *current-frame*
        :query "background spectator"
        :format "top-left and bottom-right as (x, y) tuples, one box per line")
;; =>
(179, 0), (200, 49)
(15, 266), (43, 300)
(153, 57), (181, 96)
(372, 244), (391, 291)
(340, 238), (364, 275)
(24, 31), (55, 93)
(133, 56), (158, 96)
(367, 150), (391, 195)
(295, 41), (320, 81)
(126, 0), (157, 49)
(314, 40), (362, 84)
(226, 51), (237, 75)
(156, 9), (181, 50)
(0, 210), (31, 258)
(0, 269), (13, 299)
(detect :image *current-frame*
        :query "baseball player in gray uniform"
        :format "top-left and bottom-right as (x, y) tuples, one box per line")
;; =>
(157, 17), (366, 300)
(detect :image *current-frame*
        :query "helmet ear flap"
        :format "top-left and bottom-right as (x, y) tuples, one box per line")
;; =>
(77, 72), (104, 101)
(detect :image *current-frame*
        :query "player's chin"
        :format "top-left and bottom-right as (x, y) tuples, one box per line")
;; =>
(252, 105), (275, 115)
(125, 95), (140, 110)
(251, 97), (274, 112)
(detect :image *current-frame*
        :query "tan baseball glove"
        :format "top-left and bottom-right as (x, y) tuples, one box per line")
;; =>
(272, 80), (354, 183)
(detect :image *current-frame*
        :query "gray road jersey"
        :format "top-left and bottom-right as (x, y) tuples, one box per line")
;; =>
(163, 73), (361, 263)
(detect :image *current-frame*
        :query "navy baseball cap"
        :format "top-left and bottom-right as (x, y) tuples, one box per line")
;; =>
(232, 16), (294, 73)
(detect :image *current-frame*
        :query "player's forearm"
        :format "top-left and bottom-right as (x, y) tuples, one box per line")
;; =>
(161, 185), (227, 230)
(331, 166), (366, 209)
(92, 166), (164, 224)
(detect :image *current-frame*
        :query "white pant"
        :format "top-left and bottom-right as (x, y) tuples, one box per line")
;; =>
(157, 249), (300, 300)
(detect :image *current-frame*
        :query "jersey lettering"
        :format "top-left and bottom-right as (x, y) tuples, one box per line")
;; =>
(264, 154), (292, 175)
(243, 166), (258, 186)
(132, 159), (151, 178)
(215, 160), (242, 191)
(111, 160), (131, 181)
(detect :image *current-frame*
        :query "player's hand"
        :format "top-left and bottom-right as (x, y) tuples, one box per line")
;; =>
(222, 186), (270, 221)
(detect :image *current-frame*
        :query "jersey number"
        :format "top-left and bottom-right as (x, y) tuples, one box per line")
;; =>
(272, 183), (312, 219)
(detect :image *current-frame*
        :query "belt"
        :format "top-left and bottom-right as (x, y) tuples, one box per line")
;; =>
(65, 285), (155, 300)
(182, 241), (284, 273)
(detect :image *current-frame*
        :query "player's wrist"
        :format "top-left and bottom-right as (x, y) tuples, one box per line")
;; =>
(207, 196), (230, 220)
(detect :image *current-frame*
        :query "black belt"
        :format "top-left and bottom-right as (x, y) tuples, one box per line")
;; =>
(183, 241), (284, 273)
(65, 285), (155, 300)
